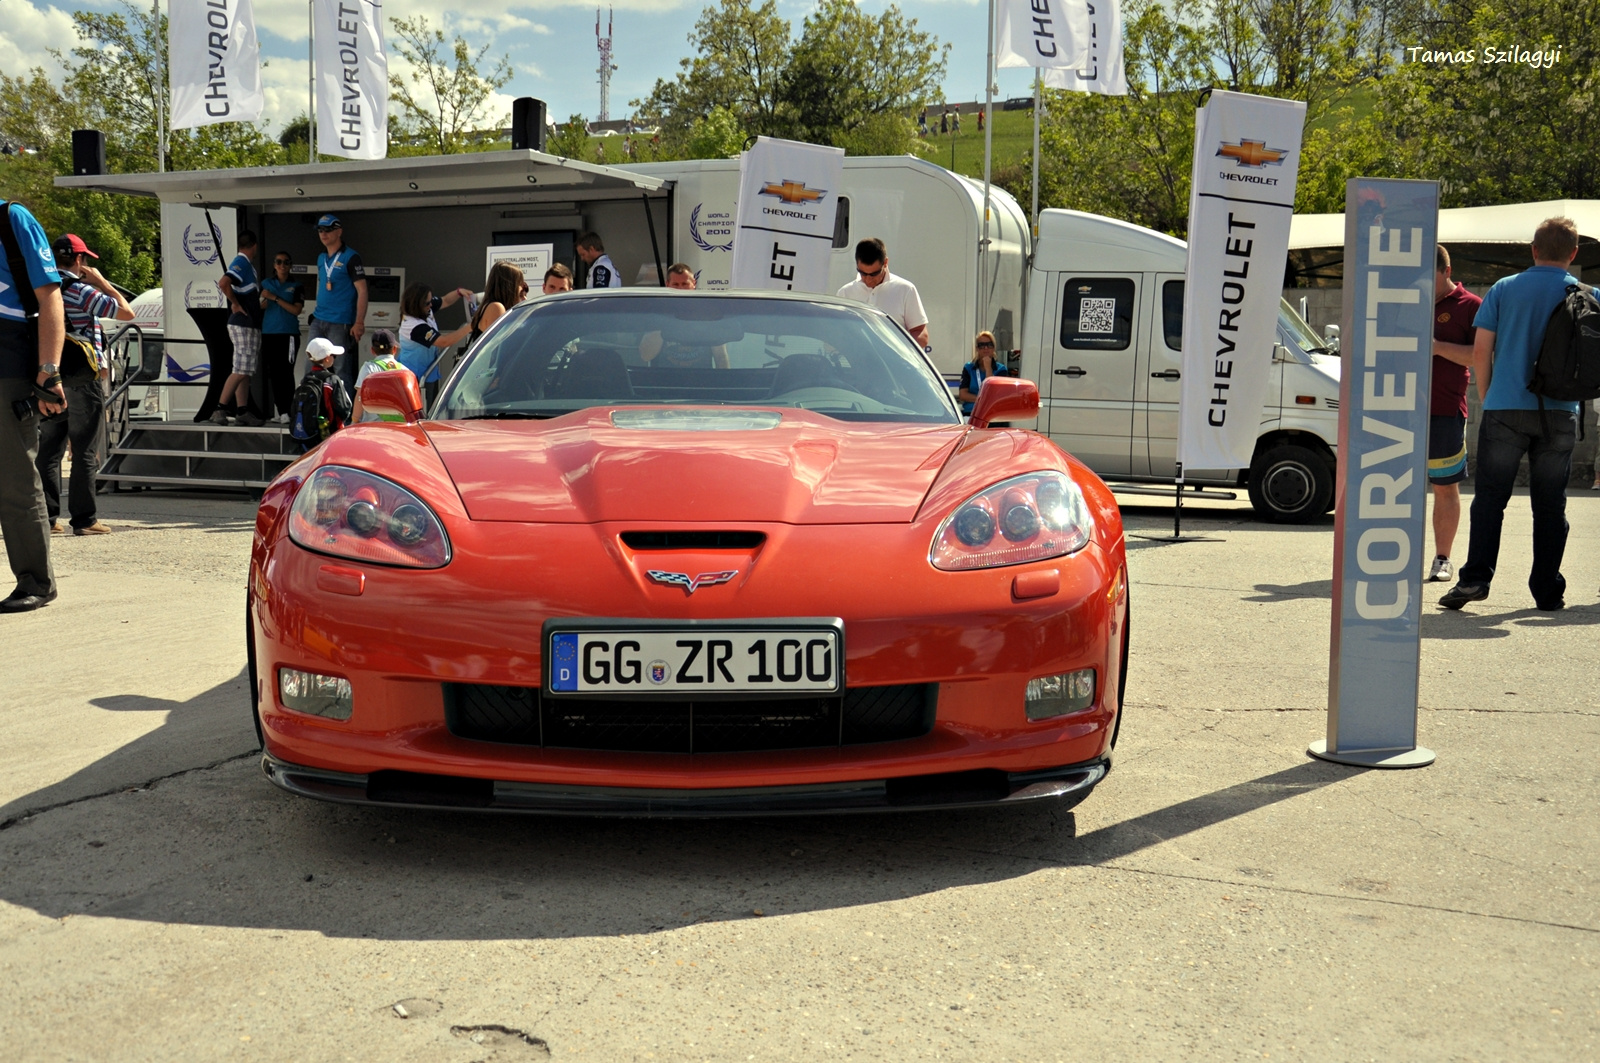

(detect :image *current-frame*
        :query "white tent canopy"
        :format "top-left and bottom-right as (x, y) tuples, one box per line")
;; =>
(1290, 199), (1600, 250)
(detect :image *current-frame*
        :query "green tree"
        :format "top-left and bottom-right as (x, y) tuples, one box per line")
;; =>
(546, 114), (591, 159)
(388, 16), (515, 155)
(775, 0), (947, 150)
(685, 105), (747, 159)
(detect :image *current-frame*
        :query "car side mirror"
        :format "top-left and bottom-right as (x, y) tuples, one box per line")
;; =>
(1323, 323), (1340, 352)
(969, 376), (1039, 428)
(360, 369), (424, 424)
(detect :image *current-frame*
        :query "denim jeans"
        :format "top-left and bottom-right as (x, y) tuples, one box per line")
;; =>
(1459, 408), (1576, 605)
(36, 374), (104, 529)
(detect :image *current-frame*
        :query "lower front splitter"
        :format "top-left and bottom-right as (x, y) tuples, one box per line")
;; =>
(260, 753), (1109, 817)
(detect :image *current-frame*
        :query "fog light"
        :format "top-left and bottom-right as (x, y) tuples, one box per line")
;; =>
(1025, 668), (1096, 720)
(278, 667), (353, 720)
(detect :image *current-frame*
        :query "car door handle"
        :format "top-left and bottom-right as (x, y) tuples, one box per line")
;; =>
(1055, 366), (1087, 378)
(1150, 369), (1181, 380)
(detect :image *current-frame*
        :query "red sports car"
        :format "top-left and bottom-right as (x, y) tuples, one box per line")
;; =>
(248, 291), (1128, 814)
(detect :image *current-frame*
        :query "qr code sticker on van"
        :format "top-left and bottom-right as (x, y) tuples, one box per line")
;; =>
(1078, 298), (1116, 334)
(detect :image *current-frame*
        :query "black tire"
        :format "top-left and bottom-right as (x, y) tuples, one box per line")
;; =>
(245, 598), (264, 749)
(1247, 443), (1333, 524)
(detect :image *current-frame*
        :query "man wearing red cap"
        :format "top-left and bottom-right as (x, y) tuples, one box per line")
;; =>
(42, 234), (133, 536)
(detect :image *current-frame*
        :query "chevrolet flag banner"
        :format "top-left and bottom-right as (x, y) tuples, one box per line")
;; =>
(315, 0), (388, 160)
(997, 0), (1089, 77)
(1176, 90), (1306, 470)
(1035, 0), (1127, 96)
(168, 0), (264, 129)
(729, 138), (845, 295)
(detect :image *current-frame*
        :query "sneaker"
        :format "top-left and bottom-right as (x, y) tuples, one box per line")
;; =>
(1439, 583), (1489, 610)
(72, 522), (112, 536)
(236, 411), (266, 427)
(209, 409), (231, 425)
(1427, 555), (1454, 582)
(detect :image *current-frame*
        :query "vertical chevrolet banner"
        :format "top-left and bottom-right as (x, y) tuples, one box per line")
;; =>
(1176, 90), (1305, 469)
(729, 138), (844, 294)
(315, 0), (387, 160)
(996, 0), (1089, 82)
(1313, 178), (1439, 769)
(168, 0), (264, 129)
(1038, 0), (1127, 95)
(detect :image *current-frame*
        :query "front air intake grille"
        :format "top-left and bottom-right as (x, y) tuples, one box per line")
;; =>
(620, 531), (767, 550)
(444, 682), (937, 752)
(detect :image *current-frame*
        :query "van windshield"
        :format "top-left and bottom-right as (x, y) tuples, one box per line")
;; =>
(1278, 299), (1327, 357)
(436, 294), (961, 424)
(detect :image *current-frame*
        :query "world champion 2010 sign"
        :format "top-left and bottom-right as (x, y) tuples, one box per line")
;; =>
(1313, 178), (1439, 769)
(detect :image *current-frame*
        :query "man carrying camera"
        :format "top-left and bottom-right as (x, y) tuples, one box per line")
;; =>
(0, 199), (67, 612)
(39, 234), (134, 536)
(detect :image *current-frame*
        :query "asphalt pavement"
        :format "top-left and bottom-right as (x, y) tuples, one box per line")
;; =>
(1, 485), (1595, 1061)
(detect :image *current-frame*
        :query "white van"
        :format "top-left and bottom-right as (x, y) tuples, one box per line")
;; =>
(1023, 210), (1341, 523)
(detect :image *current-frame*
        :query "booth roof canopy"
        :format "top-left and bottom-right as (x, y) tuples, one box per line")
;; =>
(54, 150), (669, 208)
(1290, 199), (1600, 250)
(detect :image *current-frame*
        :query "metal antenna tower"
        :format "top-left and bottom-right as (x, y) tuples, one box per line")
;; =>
(595, 7), (617, 122)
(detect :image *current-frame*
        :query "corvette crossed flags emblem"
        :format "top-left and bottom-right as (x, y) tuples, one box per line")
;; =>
(647, 569), (740, 594)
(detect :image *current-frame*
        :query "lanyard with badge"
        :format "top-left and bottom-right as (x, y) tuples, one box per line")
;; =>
(324, 249), (343, 292)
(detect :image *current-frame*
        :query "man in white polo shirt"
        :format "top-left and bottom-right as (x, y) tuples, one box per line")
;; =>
(836, 238), (930, 351)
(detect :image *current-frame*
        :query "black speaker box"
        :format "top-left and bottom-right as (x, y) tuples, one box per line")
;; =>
(512, 98), (547, 152)
(71, 129), (105, 177)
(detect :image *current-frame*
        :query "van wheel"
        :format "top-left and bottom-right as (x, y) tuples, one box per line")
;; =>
(1248, 443), (1332, 523)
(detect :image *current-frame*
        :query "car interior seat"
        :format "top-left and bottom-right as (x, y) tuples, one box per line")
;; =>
(550, 347), (633, 400)
(768, 352), (844, 396)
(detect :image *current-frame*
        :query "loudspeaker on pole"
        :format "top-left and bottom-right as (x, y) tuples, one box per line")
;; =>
(512, 98), (547, 152)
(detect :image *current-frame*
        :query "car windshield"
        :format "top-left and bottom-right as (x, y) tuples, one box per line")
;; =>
(435, 294), (961, 424)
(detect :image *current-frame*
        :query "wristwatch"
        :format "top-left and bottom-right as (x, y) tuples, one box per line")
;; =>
(37, 363), (59, 375)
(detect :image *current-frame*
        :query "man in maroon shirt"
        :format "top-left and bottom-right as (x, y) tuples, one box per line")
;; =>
(1427, 244), (1481, 582)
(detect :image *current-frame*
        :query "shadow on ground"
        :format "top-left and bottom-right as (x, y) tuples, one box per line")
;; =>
(0, 674), (1356, 941)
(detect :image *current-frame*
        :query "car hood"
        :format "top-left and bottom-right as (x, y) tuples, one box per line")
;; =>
(424, 408), (964, 524)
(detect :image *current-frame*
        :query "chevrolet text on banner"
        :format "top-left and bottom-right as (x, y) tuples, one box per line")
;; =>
(1314, 178), (1438, 770)
(996, 0), (1089, 80)
(729, 137), (844, 294)
(1037, 0), (1127, 95)
(315, 0), (387, 160)
(168, 0), (264, 129)
(1176, 90), (1306, 469)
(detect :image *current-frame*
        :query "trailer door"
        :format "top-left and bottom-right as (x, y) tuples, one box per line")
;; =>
(1044, 274), (1139, 475)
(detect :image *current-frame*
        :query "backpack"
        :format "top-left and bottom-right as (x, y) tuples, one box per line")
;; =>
(1529, 282), (1600, 404)
(289, 368), (346, 442)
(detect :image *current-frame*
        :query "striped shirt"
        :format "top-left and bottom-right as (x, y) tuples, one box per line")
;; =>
(60, 271), (117, 365)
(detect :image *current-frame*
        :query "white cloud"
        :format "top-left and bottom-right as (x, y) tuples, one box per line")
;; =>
(0, 0), (83, 83)
(520, 62), (547, 79)
(258, 55), (312, 134)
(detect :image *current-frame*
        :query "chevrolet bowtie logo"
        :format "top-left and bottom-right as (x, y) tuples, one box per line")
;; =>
(1217, 139), (1289, 168)
(647, 569), (739, 595)
(759, 180), (826, 204)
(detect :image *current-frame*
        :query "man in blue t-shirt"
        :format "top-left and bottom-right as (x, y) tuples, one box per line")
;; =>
(215, 229), (265, 426)
(1441, 217), (1585, 612)
(0, 199), (67, 612)
(306, 213), (368, 392)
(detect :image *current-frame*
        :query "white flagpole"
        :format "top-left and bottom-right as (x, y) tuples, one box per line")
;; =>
(154, 0), (165, 172)
(980, 0), (996, 332)
(307, 0), (316, 162)
(1030, 69), (1041, 237)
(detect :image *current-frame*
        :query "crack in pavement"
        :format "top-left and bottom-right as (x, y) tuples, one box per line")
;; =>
(0, 749), (260, 831)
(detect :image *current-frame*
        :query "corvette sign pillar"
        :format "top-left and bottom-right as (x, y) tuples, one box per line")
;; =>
(729, 137), (844, 295)
(1312, 178), (1438, 770)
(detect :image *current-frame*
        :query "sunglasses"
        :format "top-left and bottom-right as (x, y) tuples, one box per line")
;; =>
(316, 225), (341, 233)
(856, 265), (884, 278)
(976, 341), (995, 348)
(274, 259), (291, 266)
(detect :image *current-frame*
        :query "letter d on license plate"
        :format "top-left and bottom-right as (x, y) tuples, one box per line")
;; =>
(545, 620), (843, 695)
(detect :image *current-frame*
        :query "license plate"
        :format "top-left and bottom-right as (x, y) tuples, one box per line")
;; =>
(545, 622), (843, 695)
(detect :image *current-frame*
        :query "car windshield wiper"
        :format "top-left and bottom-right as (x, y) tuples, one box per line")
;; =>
(455, 410), (553, 420)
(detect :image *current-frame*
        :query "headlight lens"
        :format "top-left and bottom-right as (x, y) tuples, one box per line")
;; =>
(278, 667), (353, 720)
(1026, 668), (1097, 720)
(288, 466), (451, 568)
(930, 471), (1094, 570)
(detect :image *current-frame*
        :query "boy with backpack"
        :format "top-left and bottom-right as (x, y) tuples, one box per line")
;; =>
(1440, 217), (1586, 612)
(288, 337), (353, 452)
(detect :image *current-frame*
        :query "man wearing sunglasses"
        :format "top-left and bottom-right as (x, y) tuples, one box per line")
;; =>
(307, 214), (367, 393)
(836, 237), (930, 352)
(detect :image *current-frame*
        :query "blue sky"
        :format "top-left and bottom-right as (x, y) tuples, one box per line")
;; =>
(1, 0), (1047, 136)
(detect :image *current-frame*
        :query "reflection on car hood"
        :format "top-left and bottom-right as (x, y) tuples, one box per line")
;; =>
(425, 407), (964, 523)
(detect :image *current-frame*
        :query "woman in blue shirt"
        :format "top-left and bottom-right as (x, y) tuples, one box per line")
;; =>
(258, 251), (305, 421)
(957, 331), (1008, 417)
(398, 282), (474, 407)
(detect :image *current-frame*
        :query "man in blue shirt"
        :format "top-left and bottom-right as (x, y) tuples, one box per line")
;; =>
(215, 230), (265, 426)
(1441, 217), (1584, 612)
(306, 214), (368, 392)
(0, 199), (67, 612)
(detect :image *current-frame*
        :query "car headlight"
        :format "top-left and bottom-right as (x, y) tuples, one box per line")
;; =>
(287, 466), (451, 568)
(929, 471), (1093, 571)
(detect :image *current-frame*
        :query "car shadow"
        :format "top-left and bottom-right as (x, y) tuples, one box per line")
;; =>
(0, 675), (1355, 941)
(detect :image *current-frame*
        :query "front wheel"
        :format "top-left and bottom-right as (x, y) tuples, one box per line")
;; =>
(1247, 443), (1333, 524)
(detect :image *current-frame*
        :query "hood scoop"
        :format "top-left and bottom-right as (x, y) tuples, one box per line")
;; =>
(620, 531), (767, 549)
